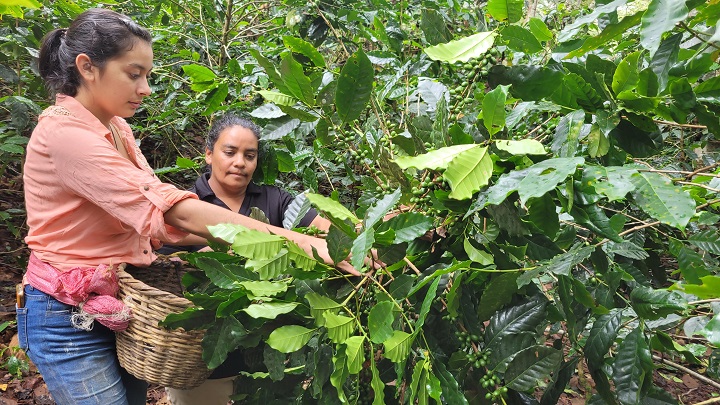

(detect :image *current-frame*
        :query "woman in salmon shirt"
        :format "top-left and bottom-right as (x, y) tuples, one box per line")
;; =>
(19, 8), (356, 405)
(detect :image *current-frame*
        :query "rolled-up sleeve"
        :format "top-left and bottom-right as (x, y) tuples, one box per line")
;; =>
(46, 116), (198, 243)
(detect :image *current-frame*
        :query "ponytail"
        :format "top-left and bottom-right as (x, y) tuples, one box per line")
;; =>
(38, 28), (81, 97)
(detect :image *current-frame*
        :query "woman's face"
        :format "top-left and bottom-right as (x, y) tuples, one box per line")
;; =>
(205, 125), (259, 194)
(76, 39), (153, 126)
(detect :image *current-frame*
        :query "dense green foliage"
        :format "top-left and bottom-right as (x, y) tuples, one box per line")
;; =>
(2, 0), (720, 403)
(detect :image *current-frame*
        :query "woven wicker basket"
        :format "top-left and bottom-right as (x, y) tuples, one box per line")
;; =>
(116, 262), (213, 389)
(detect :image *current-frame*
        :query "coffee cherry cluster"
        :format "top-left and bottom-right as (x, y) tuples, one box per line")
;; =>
(465, 348), (488, 369)
(331, 132), (367, 165)
(455, 330), (480, 349)
(448, 49), (503, 119)
(409, 174), (448, 213)
(350, 286), (377, 320)
(301, 225), (324, 236)
(533, 120), (557, 139)
(347, 374), (372, 405)
(331, 131), (388, 190)
(441, 311), (457, 322)
(481, 373), (507, 402)
(476, 350), (508, 403)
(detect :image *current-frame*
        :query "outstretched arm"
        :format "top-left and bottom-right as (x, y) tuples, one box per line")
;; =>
(164, 198), (360, 275)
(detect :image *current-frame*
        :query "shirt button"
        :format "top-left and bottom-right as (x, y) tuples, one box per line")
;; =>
(143, 250), (148, 254)
(143, 186), (149, 191)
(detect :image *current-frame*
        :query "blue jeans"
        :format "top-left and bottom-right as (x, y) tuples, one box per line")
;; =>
(16, 285), (147, 405)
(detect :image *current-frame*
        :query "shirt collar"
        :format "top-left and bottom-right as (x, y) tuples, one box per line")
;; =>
(55, 94), (124, 136)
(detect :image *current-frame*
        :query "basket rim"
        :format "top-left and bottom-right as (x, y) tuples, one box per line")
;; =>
(116, 264), (192, 307)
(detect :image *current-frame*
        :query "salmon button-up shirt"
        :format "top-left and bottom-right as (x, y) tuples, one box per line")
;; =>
(24, 94), (198, 271)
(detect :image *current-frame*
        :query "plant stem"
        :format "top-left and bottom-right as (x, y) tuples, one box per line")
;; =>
(314, 4), (349, 57)
(617, 220), (661, 237)
(675, 180), (720, 193)
(697, 198), (720, 210)
(688, 163), (720, 179)
(219, 0), (234, 66)
(314, 155), (336, 193)
(653, 354), (720, 391)
(403, 257), (422, 275)
(654, 119), (707, 129)
(679, 22), (720, 51)
(689, 299), (720, 305)
(637, 165), (720, 179)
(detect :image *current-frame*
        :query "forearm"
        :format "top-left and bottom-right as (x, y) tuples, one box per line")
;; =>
(165, 198), (310, 242)
(165, 233), (208, 246)
(163, 199), (352, 272)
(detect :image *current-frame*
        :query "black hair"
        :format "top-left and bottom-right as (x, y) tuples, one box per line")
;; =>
(38, 8), (152, 97)
(206, 113), (262, 151)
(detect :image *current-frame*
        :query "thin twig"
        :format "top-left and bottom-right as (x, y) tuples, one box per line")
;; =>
(693, 397), (720, 405)
(675, 180), (720, 193)
(688, 163), (720, 179)
(403, 257), (421, 275)
(689, 299), (720, 305)
(653, 354), (720, 391)
(313, 4), (349, 57)
(618, 221), (662, 237)
(679, 22), (720, 51)
(529, 114), (556, 139)
(697, 198), (720, 210)
(637, 166), (720, 180)
(654, 119), (708, 129)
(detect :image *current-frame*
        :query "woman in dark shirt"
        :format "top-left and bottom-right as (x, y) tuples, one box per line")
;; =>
(165, 113), (330, 404)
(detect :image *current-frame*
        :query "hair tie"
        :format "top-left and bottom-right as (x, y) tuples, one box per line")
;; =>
(59, 28), (67, 39)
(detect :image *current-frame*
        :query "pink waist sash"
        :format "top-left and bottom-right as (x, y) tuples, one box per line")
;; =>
(25, 252), (131, 331)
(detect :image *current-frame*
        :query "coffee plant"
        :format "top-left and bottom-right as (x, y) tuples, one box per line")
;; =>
(3, 0), (720, 403)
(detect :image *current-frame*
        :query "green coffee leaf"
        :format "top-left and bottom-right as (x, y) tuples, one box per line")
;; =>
(368, 301), (395, 343)
(242, 302), (298, 319)
(305, 292), (342, 327)
(501, 25), (543, 54)
(203, 316), (249, 368)
(630, 171), (695, 229)
(424, 31), (497, 63)
(344, 336), (365, 374)
(482, 84), (510, 136)
(612, 51), (641, 94)
(395, 144), (478, 170)
(640, 0), (689, 56)
(630, 287), (688, 320)
(306, 193), (360, 224)
(336, 49), (373, 123)
(383, 330), (415, 363)
(505, 346), (562, 391)
(495, 139), (547, 155)
(613, 327), (653, 405)
(324, 312), (355, 344)
(688, 230), (720, 255)
(267, 325), (316, 353)
(283, 36), (325, 67)
(444, 146), (493, 200)
(487, 0), (523, 22)
(279, 54), (314, 106)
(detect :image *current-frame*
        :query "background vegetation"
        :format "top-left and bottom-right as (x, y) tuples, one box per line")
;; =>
(1, 0), (719, 403)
